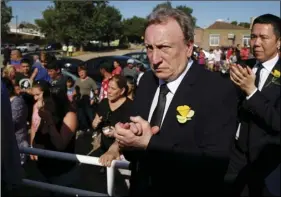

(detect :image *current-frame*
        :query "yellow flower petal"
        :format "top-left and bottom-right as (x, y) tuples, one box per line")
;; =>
(177, 105), (190, 117)
(176, 115), (186, 120)
(275, 71), (280, 78)
(178, 119), (188, 123)
(177, 105), (190, 111)
(186, 110), (195, 118)
(177, 115), (188, 123)
(272, 70), (280, 78)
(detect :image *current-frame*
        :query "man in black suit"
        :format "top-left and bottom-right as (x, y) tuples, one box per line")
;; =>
(228, 14), (281, 196)
(113, 8), (238, 196)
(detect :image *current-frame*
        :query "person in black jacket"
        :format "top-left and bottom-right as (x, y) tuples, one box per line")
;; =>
(113, 7), (238, 196)
(228, 14), (281, 197)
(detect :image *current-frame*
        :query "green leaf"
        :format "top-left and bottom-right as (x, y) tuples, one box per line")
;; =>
(1, 0), (13, 35)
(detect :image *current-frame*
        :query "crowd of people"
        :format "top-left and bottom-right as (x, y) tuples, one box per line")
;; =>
(1, 45), (146, 194)
(192, 44), (253, 73)
(1, 7), (280, 197)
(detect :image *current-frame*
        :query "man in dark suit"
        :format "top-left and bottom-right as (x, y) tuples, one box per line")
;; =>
(113, 8), (238, 196)
(228, 14), (280, 196)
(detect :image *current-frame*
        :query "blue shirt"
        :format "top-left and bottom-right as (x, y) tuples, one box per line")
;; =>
(32, 62), (50, 82)
(10, 59), (22, 71)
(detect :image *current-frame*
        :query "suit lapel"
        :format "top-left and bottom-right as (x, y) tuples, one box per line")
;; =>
(160, 62), (201, 134)
(136, 72), (159, 120)
(262, 58), (280, 91)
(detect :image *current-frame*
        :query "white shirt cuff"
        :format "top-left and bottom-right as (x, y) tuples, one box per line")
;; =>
(246, 88), (258, 100)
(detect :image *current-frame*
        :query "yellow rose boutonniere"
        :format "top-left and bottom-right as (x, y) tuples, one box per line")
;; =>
(272, 69), (280, 78)
(265, 69), (281, 87)
(176, 105), (195, 124)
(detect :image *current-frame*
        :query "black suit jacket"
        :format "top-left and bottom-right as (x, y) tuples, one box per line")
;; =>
(125, 62), (238, 196)
(235, 58), (281, 191)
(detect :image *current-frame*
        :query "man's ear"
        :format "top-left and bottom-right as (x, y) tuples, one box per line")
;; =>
(186, 41), (194, 58)
(277, 38), (280, 50)
(121, 87), (126, 96)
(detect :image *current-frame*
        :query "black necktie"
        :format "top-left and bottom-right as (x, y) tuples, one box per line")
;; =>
(150, 84), (170, 128)
(255, 63), (263, 87)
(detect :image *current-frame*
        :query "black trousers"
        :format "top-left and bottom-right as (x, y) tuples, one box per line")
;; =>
(77, 100), (95, 131)
(226, 143), (275, 197)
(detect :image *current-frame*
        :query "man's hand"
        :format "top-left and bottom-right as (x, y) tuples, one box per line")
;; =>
(230, 64), (257, 96)
(114, 116), (160, 149)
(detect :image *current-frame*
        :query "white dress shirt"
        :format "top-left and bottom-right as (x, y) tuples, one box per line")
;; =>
(235, 54), (279, 139)
(137, 72), (144, 86)
(148, 59), (193, 127)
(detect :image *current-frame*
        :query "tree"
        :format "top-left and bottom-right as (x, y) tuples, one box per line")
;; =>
(18, 21), (39, 30)
(1, 0), (12, 36)
(122, 16), (147, 43)
(36, 1), (108, 50)
(151, 3), (197, 26)
(152, 1), (172, 12)
(231, 21), (238, 26)
(96, 5), (123, 46)
(230, 21), (250, 28)
(238, 22), (250, 28)
(175, 5), (196, 26)
(35, 7), (60, 42)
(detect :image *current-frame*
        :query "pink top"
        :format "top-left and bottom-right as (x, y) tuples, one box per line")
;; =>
(240, 48), (249, 60)
(99, 78), (110, 101)
(198, 52), (205, 65)
(31, 102), (41, 132)
(112, 66), (122, 76)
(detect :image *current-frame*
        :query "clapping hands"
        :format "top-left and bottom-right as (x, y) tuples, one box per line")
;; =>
(229, 64), (257, 96)
(113, 116), (160, 149)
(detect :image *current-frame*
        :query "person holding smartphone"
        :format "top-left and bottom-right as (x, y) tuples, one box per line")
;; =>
(91, 75), (132, 166)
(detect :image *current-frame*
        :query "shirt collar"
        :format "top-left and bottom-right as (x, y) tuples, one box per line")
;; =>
(257, 53), (279, 72)
(159, 59), (193, 95)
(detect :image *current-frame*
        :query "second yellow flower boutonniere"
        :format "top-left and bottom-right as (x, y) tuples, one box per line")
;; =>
(272, 69), (280, 78)
(265, 69), (281, 87)
(176, 105), (195, 124)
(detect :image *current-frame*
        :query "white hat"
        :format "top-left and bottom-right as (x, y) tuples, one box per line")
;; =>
(127, 59), (134, 64)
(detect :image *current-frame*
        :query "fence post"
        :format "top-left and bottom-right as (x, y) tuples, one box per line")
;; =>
(106, 166), (115, 196)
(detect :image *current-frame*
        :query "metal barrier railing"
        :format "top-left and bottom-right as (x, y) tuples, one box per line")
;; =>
(19, 147), (130, 196)
(22, 179), (108, 196)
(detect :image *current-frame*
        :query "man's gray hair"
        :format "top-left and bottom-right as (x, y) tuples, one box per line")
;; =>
(146, 7), (195, 43)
